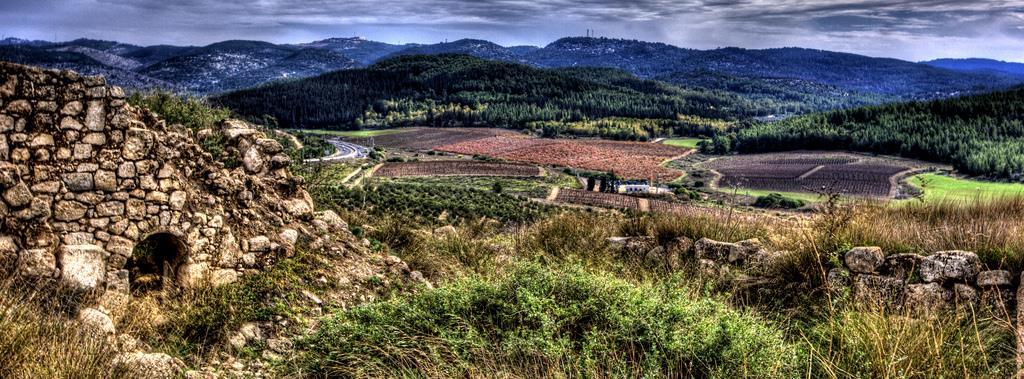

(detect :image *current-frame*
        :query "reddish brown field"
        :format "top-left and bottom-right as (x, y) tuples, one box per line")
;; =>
(349, 127), (689, 180)
(437, 135), (688, 180)
(704, 152), (922, 198)
(373, 160), (541, 178)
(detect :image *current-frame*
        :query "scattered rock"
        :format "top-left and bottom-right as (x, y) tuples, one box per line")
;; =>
(113, 352), (185, 379)
(844, 247), (884, 274)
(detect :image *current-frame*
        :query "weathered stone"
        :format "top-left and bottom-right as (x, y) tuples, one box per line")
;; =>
(693, 238), (759, 264)
(904, 283), (954, 315)
(169, 191), (187, 210)
(85, 100), (105, 131)
(5, 99), (32, 114)
(106, 236), (134, 257)
(176, 262), (210, 287)
(3, 182), (32, 207)
(879, 253), (922, 281)
(78, 307), (116, 337)
(28, 134), (54, 147)
(953, 283), (979, 304)
(844, 247), (884, 274)
(113, 352), (185, 379)
(211, 269), (239, 286)
(827, 268), (852, 289)
(976, 270), (1012, 287)
(82, 132), (106, 145)
(94, 170), (117, 192)
(61, 101), (83, 116)
(17, 248), (56, 278)
(283, 197), (314, 218)
(54, 200), (88, 221)
(853, 274), (905, 304)
(0, 115), (13, 132)
(62, 172), (94, 192)
(248, 236), (271, 252)
(126, 199), (146, 220)
(123, 128), (153, 160)
(920, 251), (980, 284)
(242, 146), (265, 173)
(96, 201), (125, 217)
(60, 116), (83, 130)
(145, 191), (169, 203)
(60, 244), (106, 291)
(117, 161), (136, 178)
(73, 143), (94, 160)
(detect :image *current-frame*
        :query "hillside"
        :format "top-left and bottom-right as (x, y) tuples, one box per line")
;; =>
(213, 54), (759, 138)
(735, 86), (1024, 178)
(923, 58), (1024, 79)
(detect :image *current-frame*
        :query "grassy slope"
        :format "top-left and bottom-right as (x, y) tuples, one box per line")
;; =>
(908, 173), (1024, 202)
(662, 137), (705, 149)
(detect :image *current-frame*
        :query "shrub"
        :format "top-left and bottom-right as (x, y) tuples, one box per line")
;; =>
(754, 193), (806, 209)
(128, 92), (230, 132)
(296, 264), (802, 378)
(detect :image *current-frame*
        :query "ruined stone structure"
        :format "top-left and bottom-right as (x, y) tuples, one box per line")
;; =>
(0, 62), (322, 311)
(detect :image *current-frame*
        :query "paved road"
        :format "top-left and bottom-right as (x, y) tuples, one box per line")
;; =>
(303, 138), (369, 162)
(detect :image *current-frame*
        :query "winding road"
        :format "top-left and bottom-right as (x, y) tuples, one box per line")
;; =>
(303, 138), (369, 162)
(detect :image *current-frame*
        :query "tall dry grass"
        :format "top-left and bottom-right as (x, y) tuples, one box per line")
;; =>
(0, 282), (127, 379)
(843, 197), (1024, 269)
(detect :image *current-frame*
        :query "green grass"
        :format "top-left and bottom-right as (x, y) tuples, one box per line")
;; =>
(723, 188), (824, 204)
(909, 173), (1024, 202)
(290, 129), (410, 138)
(661, 137), (705, 149)
(297, 264), (802, 378)
(383, 171), (580, 198)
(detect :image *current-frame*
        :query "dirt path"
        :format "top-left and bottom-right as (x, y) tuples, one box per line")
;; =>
(546, 186), (560, 201)
(797, 165), (825, 179)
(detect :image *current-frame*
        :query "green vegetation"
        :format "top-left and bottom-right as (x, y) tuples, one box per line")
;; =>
(726, 188), (824, 204)
(214, 54), (761, 141)
(128, 91), (231, 132)
(293, 129), (410, 138)
(299, 264), (801, 378)
(662, 137), (706, 149)
(735, 87), (1024, 178)
(753, 193), (806, 209)
(909, 173), (1024, 202)
(382, 172), (578, 199)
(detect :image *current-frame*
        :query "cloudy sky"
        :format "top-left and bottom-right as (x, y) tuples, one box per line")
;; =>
(2, 0), (1023, 61)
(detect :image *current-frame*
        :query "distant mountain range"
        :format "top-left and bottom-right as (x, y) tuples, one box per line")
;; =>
(2, 36), (1022, 114)
(921, 58), (1024, 79)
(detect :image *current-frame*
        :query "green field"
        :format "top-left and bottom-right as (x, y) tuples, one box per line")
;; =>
(661, 138), (705, 149)
(908, 173), (1024, 202)
(725, 188), (824, 204)
(290, 129), (409, 138)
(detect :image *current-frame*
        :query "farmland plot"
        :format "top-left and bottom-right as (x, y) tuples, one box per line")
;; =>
(344, 127), (690, 180)
(555, 189), (642, 211)
(374, 160), (542, 178)
(705, 152), (922, 198)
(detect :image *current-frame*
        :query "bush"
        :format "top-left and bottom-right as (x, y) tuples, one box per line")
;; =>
(754, 193), (806, 209)
(297, 264), (802, 378)
(128, 92), (230, 132)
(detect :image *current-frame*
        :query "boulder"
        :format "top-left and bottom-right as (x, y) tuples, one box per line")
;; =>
(60, 244), (106, 291)
(17, 248), (56, 278)
(78, 307), (116, 337)
(844, 247), (884, 274)
(976, 270), (1012, 287)
(113, 352), (185, 379)
(919, 251), (980, 284)
(904, 283), (953, 315)
(694, 238), (761, 264)
(853, 274), (905, 305)
(880, 253), (922, 281)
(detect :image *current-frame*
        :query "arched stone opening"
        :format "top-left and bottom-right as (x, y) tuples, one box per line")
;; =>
(126, 232), (187, 294)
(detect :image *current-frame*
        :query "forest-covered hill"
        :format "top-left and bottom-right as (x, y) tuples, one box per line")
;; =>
(213, 54), (758, 139)
(735, 87), (1024, 178)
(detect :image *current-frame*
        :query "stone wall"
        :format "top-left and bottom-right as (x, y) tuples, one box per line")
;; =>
(609, 234), (1018, 316)
(0, 62), (325, 311)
